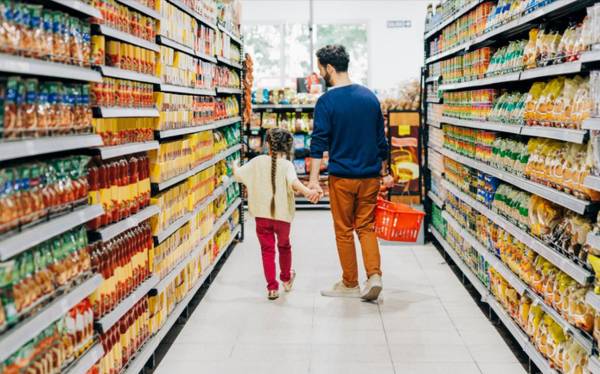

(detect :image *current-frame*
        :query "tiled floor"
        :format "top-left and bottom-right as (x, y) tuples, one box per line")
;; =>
(156, 211), (527, 374)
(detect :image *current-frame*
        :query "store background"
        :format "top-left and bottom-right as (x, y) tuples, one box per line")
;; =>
(241, 0), (428, 93)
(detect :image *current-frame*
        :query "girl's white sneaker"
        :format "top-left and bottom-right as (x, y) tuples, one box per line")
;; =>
(283, 270), (296, 292)
(268, 290), (279, 300)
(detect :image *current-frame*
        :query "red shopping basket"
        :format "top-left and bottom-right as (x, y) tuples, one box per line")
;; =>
(375, 198), (425, 242)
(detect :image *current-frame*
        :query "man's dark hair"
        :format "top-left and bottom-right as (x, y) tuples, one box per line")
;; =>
(316, 45), (349, 72)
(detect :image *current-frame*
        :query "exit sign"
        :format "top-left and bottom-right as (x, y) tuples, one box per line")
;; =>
(387, 20), (412, 28)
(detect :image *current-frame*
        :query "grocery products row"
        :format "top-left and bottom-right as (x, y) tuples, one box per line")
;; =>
(424, 0), (600, 372)
(0, 1), (244, 373)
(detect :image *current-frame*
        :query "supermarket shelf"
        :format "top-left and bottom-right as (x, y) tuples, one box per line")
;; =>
(218, 24), (242, 45)
(442, 211), (526, 294)
(444, 210), (593, 352)
(166, 0), (217, 30)
(520, 126), (587, 144)
(196, 50), (218, 63)
(213, 116), (242, 129)
(520, 61), (582, 80)
(430, 226), (488, 298)
(589, 356), (600, 374)
(64, 343), (104, 374)
(156, 35), (195, 56)
(425, 75), (440, 83)
(97, 141), (160, 160)
(123, 224), (240, 374)
(154, 178), (236, 244)
(427, 191), (444, 209)
(587, 290), (600, 315)
(581, 48), (600, 64)
(217, 56), (243, 70)
(425, 0), (588, 65)
(439, 117), (521, 134)
(0, 274), (103, 363)
(154, 199), (241, 293)
(440, 72), (520, 91)
(216, 86), (243, 95)
(94, 107), (160, 118)
(442, 179), (593, 285)
(158, 84), (216, 96)
(431, 225), (557, 374)
(586, 231), (600, 252)
(439, 147), (592, 215)
(427, 119), (441, 128)
(94, 205), (160, 242)
(153, 144), (242, 192)
(154, 212), (193, 244)
(439, 116), (587, 143)
(0, 53), (102, 82)
(96, 25), (160, 52)
(49, 0), (102, 18)
(582, 118), (600, 131)
(486, 297), (557, 374)
(423, 0), (483, 40)
(156, 117), (241, 139)
(0, 204), (104, 261)
(97, 65), (161, 84)
(425, 97), (442, 104)
(95, 274), (159, 333)
(0, 134), (103, 162)
(583, 175), (600, 192)
(253, 104), (316, 111)
(115, 0), (161, 19)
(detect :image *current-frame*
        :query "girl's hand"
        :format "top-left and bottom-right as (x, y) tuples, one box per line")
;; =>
(305, 188), (321, 204)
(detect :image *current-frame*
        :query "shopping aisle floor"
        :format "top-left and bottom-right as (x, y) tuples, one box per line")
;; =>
(155, 211), (526, 374)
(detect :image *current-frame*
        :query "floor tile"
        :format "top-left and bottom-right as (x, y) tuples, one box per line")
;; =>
(389, 344), (473, 363)
(393, 362), (482, 374)
(478, 363), (527, 374)
(311, 344), (391, 363)
(468, 344), (520, 364)
(310, 363), (395, 374)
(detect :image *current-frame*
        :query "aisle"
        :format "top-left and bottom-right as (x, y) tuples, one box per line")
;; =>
(155, 211), (526, 374)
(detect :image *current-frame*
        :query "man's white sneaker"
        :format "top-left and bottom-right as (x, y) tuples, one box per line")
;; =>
(361, 274), (383, 301)
(320, 281), (360, 298)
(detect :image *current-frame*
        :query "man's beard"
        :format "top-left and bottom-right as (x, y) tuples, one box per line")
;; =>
(323, 72), (333, 87)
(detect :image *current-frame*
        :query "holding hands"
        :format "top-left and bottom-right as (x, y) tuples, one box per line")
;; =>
(306, 181), (324, 204)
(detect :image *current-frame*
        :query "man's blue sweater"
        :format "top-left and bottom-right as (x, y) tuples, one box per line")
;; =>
(310, 84), (389, 178)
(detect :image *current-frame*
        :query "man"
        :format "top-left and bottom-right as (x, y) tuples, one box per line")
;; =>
(308, 45), (393, 301)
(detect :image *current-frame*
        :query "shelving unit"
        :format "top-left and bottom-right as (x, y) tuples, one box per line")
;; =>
(423, 2), (600, 362)
(0, 1), (245, 372)
(248, 103), (328, 208)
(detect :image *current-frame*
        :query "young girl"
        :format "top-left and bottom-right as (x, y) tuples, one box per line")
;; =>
(234, 128), (317, 300)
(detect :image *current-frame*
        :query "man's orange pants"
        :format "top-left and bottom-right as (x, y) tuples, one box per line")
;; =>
(329, 176), (382, 288)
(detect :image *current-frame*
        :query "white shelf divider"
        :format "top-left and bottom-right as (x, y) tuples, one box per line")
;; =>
(95, 275), (159, 333)
(216, 56), (243, 70)
(584, 175), (600, 192)
(427, 191), (444, 208)
(253, 104), (315, 110)
(97, 141), (160, 160)
(440, 72), (520, 91)
(520, 61), (582, 80)
(216, 87), (243, 95)
(423, 0), (483, 39)
(0, 53), (102, 82)
(218, 24), (242, 45)
(64, 342), (105, 374)
(50, 0), (102, 17)
(439, 147), (592, 214)
(97, 65), (161, 84)
(97, 25), (160, 52)
(95, 205), (160, 242)
(0, 275), (103, 363)
(115, 0), (161, 19)
(94, 107), (160, 118)
(589, 356), (600, 374)
(0, 205), (103, 261)
(520, 126), (587, 144)
(158, 84), (216, 96)
(0, 135), (103, 162)
(439, 117), (521, 134)
(156, 116), (241, 139)
(156, 35), (195, 56)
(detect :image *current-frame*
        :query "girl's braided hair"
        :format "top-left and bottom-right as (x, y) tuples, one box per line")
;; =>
(266, 128), (294, 218)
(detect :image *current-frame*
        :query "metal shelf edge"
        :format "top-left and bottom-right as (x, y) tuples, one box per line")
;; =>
(0, 53), (102, 82)
(50, 0), (102, 18)
(96, 205), (160, 241)
(97, 25), (160, 52)
(98, 141), (160, 159)
(0, 205), (104, 261)
(98, 66), (161, 84)
(96, 274), (159, 333)
(0, 135), (103, 162)
(115, 0), (161, 19)
(0, 274), (103, 363)
(64, 343), (104, 374)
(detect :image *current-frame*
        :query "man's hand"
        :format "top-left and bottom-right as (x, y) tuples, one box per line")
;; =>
(304, 188), (321, 204)
(381, 175), (394, 189)
(307, 181), (324, 203)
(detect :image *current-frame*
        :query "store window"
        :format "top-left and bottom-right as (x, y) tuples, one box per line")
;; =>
(244, 23), (368, 88)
